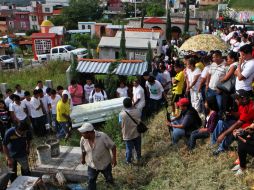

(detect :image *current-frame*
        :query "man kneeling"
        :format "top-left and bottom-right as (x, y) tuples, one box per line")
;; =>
(167, 98), (202, 145)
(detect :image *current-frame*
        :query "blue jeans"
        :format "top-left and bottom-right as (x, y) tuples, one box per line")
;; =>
(51, 114), (59, 133)
(125, 136), (141, 163)
(57, 122), (69, 139)
(211, 120), (236, 151)
(206, 88), (222, 112)
(188, 129), (209, 149)
(170, 120), (185, 144)
(87, 164), (113, 190)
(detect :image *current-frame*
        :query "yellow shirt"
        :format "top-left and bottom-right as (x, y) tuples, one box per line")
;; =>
(195, 62), (204, 71)
(172, 71), (184, 95)
(56, 99), (70, 122)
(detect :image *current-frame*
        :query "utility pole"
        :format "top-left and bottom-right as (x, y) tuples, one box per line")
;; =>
(135, 0), (137, 17)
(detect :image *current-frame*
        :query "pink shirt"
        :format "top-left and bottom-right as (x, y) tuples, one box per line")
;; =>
(68, 84), (83, 105)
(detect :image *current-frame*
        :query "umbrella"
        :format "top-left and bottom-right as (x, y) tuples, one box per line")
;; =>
(179, 34), (229, 52)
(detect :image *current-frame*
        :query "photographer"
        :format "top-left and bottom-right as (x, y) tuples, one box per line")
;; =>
(232, 124), (254, 176)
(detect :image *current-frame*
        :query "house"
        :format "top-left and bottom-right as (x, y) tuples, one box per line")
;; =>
(98, 29), (162, 60)
(11, 11), (30, 32)
(31, 20), (65, 60)
(108, 0), (123, 12)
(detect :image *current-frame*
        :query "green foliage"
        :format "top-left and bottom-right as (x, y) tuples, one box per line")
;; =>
(104, 61), (120, 98)
(228, 0), (254, 11)
(67, 34), (100, 50)
(61, 0), (103, 29)
(127, 76), (138, 83)
(49, 16), (65, 27)
(146, 41), (153, 72)
(59, 130), (81, 147)
(102, 115), (124, 149)
(25, 29), (39, 36)
(166, 8), (172, 42)
(70, 54), (79, 81)
(146, 3), (165, 17)
(87, 46), (93, 59)
(184, 0), (190, 33)
(120, 26), (127, 59)
(0, 60), (68, 91)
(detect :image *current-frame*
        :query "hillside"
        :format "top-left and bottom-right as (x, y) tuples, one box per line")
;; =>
(229, 0), (254, 11)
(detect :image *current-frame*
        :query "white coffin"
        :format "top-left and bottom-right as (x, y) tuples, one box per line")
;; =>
(71, 97), (125, 128)
(7, 176), (39, 190)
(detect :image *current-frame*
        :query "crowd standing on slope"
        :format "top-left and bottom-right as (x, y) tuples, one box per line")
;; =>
(1, 26), (254, 189)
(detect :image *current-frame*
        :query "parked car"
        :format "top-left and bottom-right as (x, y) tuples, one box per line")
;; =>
(37, 45), (88, 62)
(0, 55), (15, 69)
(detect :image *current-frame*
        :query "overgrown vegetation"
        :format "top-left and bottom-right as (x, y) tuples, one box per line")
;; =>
(0, 60), (69, 90)
(229, 0), (254, 11)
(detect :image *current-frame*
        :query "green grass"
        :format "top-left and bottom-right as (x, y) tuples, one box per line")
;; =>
(229, 0), (254, 11)
(0, 60), (69, 92)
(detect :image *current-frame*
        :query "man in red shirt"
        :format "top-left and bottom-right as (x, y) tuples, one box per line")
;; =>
(212, 89), (254, 155)
(68, 80), (83, 106)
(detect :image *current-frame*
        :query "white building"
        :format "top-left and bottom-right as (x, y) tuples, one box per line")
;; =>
(46, 0), (70, 6)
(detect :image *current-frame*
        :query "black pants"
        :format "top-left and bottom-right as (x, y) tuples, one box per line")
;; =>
(87, 164), (113, 190)
(238, 140), (254, 168)
(32, 115), (46, 137)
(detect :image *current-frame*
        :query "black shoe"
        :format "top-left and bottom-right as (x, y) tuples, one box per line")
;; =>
(213, 149), (224, 156)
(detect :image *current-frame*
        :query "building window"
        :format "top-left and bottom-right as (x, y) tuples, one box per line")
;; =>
(20, 22), (26, 29)
(31, 16), (37, 21)
(82, 25), (86, 29)
(9, 21), (14, 28)
(87, 25), (91, 30)
(35, 39), (52, 55)
(20, 15), (25, 19)
(32, 25), (38, 30)
(45, 7), (50, 12)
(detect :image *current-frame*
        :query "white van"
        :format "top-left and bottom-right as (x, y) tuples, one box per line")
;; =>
(37, 45), (87, 62)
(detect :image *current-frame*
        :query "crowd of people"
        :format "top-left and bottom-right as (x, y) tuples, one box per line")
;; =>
(1, 25), (254, 189)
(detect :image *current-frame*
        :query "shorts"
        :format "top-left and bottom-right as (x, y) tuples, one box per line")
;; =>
(172, 93), (182, 103)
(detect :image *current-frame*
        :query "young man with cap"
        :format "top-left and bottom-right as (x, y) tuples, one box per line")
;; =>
(119, 98), (142, 164)
(213, 89), (254, 155)
(167, 98), (202, 144)
(79, 123), (116, 190)
(2, 122), (32, 182)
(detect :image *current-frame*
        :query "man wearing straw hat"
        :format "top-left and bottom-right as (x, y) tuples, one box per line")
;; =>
(79, 123), (117, 190)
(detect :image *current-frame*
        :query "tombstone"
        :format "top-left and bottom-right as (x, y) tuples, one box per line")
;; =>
(0, 83), (8, 97)
(45, 80), (53, 89)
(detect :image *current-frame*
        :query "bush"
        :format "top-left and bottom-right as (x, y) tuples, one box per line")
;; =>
(102, 115), (124, 149)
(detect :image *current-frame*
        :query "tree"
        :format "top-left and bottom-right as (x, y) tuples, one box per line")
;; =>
(60, 0), (103, 29)
(119, 25), (127, 59)
(184, 0), (190, 33)
(166, 8), (172, 42)
(146, 3), (165, 17)
(146, 41), (153, 72)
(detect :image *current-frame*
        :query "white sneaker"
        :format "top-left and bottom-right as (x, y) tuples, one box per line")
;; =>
(234, 168), (245, 176)
(231, 164), (240, 171)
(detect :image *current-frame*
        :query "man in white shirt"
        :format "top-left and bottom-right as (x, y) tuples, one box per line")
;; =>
(235, 44), (254, 95)
(14, 84), (25, 100)
(89, 84), (107, 103)
(84, 79), (95, 103)
(240, 33), (250, 48)
(4, 89), (13, 108)
(9, 95), (29, 126)
(146, 76), (166, 113)
(206, 51), (227, 113)
(30, 90), (46, 136)
(35, 80), (47, 95)
(22, 91), (32, 117)
(48, 89), (61, 132)
(132, 80), (145, 114)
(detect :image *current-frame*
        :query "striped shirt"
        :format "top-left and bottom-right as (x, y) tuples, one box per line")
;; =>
(208, 62), (227, 90)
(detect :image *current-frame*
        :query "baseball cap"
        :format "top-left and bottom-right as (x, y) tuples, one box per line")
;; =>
(233, 89), (250, 99)
(176, 98), (190, 107)
(78, 123), (94, 133)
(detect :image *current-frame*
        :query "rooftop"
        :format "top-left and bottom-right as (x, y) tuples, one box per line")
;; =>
(99, 36), (158, 49)
(144, 17), (166, 24)
(30, 33), (56, 38)
(126, 28), (164, 35)
(115, 31), (161, 39)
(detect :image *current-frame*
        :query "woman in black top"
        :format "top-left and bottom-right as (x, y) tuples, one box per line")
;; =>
(0, 100), (10, 140)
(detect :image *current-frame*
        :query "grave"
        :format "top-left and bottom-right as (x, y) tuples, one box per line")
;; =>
(7, 176), (40, 190)
(31, 146), (87, 182)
